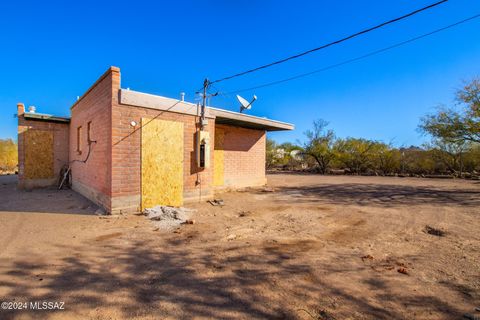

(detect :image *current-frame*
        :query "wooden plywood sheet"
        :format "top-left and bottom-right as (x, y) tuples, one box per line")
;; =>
(24, 129), (54, 179)
(213, 128), (224, 186)
(141, 118), (184, 209)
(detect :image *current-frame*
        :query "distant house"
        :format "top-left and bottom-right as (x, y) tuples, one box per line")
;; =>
(273, 148), (286, 159)
(270, 148), (307, 169)
(290, 149), (304, 161)
(17, 67), (294, 214)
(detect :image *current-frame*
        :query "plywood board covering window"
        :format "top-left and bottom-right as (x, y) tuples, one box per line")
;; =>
(24, 129), (54, 179)
(141, 118), (184, 209)
(213, 127), (224, 186)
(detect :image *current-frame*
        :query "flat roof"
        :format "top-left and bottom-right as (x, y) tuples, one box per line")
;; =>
(120, 89), (294, 131)
(119, 89), (214, 119)
(23, 112), (70, 123)
(25, 88), (294, 131)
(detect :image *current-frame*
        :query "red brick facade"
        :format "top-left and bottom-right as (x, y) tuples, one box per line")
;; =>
(17, 67), (276, 214)
(65, 67), (221, 213)
(217, 124), (266, 188)
(69, 68), (115, 211)
(110, 79), (216, 212)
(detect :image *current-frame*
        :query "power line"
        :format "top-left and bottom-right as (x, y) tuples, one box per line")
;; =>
(221, 14), (480, 95)
(210, 0), (449, 85)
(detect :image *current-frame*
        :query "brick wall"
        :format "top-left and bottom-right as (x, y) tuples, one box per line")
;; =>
(216, 124), (266, 188)
(65, 67), (217, 214)
(111, 89), (215, 213)
(69, 68), (116, 211)
(17, 104), (69, 189)
(61, 66), (268, 213)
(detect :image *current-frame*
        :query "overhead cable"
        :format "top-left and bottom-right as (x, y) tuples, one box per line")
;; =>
(221, 14), (480, 95)
(210, 0), (449, 84)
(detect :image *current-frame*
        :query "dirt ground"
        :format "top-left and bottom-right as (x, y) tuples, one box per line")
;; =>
(0, 173), (479, 320)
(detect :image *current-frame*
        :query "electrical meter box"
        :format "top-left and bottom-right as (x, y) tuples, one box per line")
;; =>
(196, 130), (210, 168)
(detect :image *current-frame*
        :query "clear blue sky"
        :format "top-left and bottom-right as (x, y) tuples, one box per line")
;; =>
(1, 0), (479, 146)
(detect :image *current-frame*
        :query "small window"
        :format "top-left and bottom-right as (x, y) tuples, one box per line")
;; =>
(77, 126), (82, 154)
(87, 121), (92, 143)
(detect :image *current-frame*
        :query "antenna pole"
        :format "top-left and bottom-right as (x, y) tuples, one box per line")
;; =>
(201, 78), (209, 130)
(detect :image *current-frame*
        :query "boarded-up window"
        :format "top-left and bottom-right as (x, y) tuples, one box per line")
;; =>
(24, 129), (54, 179)
(141, 118), (184, 209)
(77, 126), (82, 154)
(214, 127), (224, 186)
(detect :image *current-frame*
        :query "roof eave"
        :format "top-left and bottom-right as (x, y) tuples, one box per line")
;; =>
(208, 107), (294, 131)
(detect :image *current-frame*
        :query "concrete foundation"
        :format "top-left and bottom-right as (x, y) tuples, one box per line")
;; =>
(72, 180), (111, 213)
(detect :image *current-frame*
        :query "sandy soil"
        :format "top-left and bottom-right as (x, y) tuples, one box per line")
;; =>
(0, 173), (479, 320)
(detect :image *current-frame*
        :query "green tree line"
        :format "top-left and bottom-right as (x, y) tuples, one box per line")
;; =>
(267, 78), (480, 178)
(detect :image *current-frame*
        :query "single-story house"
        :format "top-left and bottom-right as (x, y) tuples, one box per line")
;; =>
(17, 67), (294, 214)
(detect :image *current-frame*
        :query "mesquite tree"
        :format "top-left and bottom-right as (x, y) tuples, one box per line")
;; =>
(420, 78), (480, 144)
(302, 119), (336, 174)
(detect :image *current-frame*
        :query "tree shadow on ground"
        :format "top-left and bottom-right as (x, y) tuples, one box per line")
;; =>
(271, 183), (480, 208)
(0, 237), (470, 319)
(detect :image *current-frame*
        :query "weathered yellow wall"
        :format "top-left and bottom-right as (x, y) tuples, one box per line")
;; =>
(141, 118), (184, 209)
(213, 127), (224, 186)
(24, 129), (54, 179)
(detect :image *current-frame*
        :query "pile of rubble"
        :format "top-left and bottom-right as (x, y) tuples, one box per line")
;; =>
(144, 206), (196, 230)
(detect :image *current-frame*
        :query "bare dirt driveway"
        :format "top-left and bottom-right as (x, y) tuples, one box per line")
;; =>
(0, 173), (479, 320)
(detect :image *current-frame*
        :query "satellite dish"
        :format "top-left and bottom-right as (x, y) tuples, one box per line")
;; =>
(236, 94), (257, 113)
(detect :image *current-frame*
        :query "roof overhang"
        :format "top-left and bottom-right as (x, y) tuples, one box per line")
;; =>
(23, 112), (70, 123)
(208, 107), (294, 131)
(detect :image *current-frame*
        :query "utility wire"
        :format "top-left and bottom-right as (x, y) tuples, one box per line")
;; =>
(210, 0), (449, 84)
(221, 13), (480, 95)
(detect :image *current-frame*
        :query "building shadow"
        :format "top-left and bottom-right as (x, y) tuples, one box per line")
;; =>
(0, 175), (98, 215)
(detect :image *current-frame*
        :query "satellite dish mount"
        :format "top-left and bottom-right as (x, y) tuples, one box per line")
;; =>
(237, 94), (257, 113)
